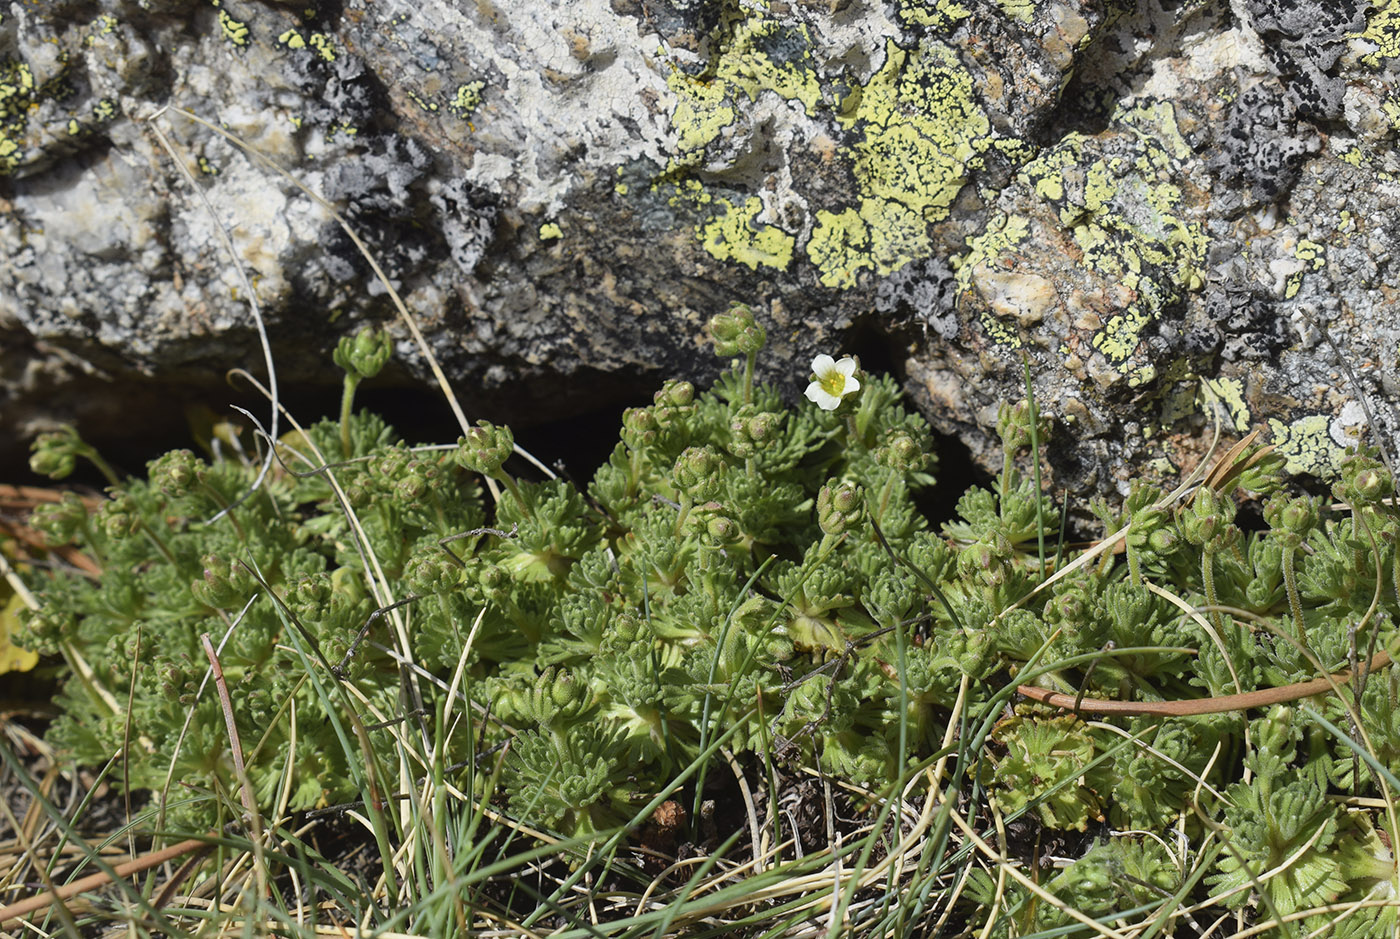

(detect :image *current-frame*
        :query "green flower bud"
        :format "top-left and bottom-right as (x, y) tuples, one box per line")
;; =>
(877, 429), (928, 473)
(673, 445), (723, 501)
(705, 513), (743, 546)
(1353, 468), (1392, 504)
(288, 573), (334, 623)
(817, 480), (864, 536)
(1265, 495), (1318, 549)
(148, 449), (204, 499)
(29, 492), (88, 545)
(478, 562), (509, 599)
(956, 533), (1012, 588)
(16, 605), (74, 657)
(997, 400), (1034, 453)
(611, 612), (643, 645)
(371, 446), (410, 481)
(1255, 704), (1296, 758)
(454, 421), (514, 477)
(1335, 452), (1394, 506)
(654, 379), (695, 408)
(395, 472), (427, 502)
(1179, 487), (1236, 550)
(345, 478), (373, 509)
(708, 303), (766, 358)
(333, 326), (394, 381)
(1124, 505), (1170, 550)
(726, 406), (785, 458)
(1147, 527), (1178, 554)
(1279, 498), (1318, 534)
(192, 554), (254, 609)
(97, 494), (141, 540)
(522, 667), (593, 725)
(621, 407), (658, 452)
(405, 551), (463, 595)
(29, 426), (85, 480)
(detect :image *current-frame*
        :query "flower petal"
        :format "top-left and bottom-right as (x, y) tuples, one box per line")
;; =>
(834, 356), (857, 377)
(805, 382), (840, 410)
(810, 353), (836, 376)
(844, 375), (860, 394)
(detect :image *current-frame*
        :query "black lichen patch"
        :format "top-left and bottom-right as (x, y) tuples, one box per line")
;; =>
(1243, 0), (1368, 121)
(1205, 282), (1290, 364)
(874, 255), (960, 341)
(429, 176), (500, 279)
(283, 45), (380, 129)
(315, 133), (442, 285)
(1206, 80), (1318, 213)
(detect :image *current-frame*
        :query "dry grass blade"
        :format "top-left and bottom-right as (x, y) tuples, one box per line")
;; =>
(1020, 650), (1392, 717)
(1201, 428), (1264, 491)
(0, 835), (214, 926)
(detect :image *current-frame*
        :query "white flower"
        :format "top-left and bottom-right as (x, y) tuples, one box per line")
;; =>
(804, 354), (860, 410)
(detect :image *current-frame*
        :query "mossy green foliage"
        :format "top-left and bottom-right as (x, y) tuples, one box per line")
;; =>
(20, 314), (1400, 927)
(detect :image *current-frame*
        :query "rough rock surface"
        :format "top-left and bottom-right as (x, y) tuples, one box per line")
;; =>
(3, 0), (1400, 497)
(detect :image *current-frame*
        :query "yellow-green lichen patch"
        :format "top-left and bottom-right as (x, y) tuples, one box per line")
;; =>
(219, 10), (251, 48)
(699, 197), (797, 271)
(1353, 0), (1400, 66)
(407, 90), (438, 112)
(665, 178), (796, 273)
(807, 38), (996, 287)
(276, 28), (337, 61)
(1284, 237), (1326, 299)
(666, 73), (738, 166)
(450, 81), (486, 121)
(0, 57), (72, 175)
(662, 2), (821, 170)
(953, 214), (1032, 348)
(1269, 414), (1344, 475)
(1200, 377), (1251, 432)
(896, 0), (973, 30)
(308, 32), (336, 62)
(995, 0), (1035, 23)
(1015, 101), (1207, 376)
(539, 222), (562, 240)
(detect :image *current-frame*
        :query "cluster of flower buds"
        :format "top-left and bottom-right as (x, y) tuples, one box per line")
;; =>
(393, 456), (445, 503)
(996, 399), (1049, 453)
(29, 426), (86, 480)
(149, 449), (204, 499)
(333, 326), (394, 382)
(817, 480), (864, 536)
(96, 493), (142, 540)
(1264, 494), (1319, 550)
(957, 531), (1014, 593)
(501, 666), (595, 728)
(404, 549), (467, 595)
(1335, 452), (1394, 506)
(192, 553), (257, 609)
(29, 492), (88, 546)
(673, 445), (723, 502)
(455, 421), (515, 477)
(1179, 486), (1239, 553)
(726, 405), (784, 458)
(708, 303), (766, 358)
(876, 429), (927, 473)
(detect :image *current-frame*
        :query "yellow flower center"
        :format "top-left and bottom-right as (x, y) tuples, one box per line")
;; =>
(820, 372), (846, 396)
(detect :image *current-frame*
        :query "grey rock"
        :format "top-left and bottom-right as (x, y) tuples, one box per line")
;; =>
(3, 0), (1400, 504)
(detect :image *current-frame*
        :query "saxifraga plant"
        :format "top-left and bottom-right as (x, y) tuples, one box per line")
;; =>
(19, 305), (1400, 931)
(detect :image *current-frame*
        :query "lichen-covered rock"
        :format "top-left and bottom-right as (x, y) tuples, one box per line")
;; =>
(3, 0), (1400, 502)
